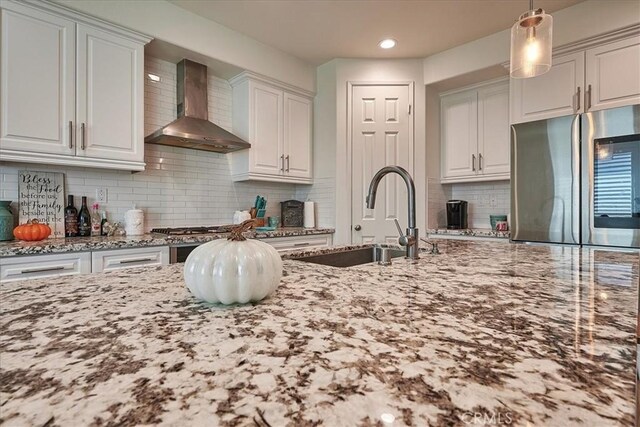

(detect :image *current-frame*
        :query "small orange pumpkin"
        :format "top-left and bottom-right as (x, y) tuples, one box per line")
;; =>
(13, 219), (52, 241)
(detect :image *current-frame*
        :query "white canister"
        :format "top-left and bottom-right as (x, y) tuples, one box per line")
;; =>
(124, 206), (144, 236)
(233, 210), (251, 224)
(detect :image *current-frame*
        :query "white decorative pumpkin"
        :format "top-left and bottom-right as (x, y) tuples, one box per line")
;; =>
(183, 220), (283, 304)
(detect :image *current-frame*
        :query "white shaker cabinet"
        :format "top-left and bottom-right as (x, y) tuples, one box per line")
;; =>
(510, 52), (584, 123)
(511, 35), (640, 124)
(440, 90), (477, 180)
(477, 82), (510, 178)
(0, 252), (91, 283)
(260, 234), (332, 252)
(0, 0), (150, 171)
(91, 247), (169, 273)
(585, 37), (640, 112)
(0, 2), (76, 157)
(283, 92), (313, 179)
(230, 72), (314, 184)
(441, 78), (510, 183)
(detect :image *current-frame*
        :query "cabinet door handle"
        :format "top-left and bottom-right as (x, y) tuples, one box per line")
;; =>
(81, 123), (86, 150)
(280, 155), (285, 172)
(21, 266), (66, 274)
(585, 84), (592, 111)
(69, 121), (73, 148)
(478, 153), (483, 171)
(118, 257), (155, 264)
(472, 154), (476, 171)
(575, 86), (581, 112)
(285, 155), (290, 172)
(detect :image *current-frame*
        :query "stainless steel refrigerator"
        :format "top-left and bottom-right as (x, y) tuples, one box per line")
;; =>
(511, 104), (640, 248)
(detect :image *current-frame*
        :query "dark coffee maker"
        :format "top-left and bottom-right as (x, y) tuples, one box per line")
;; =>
(446, 200), (468, 229)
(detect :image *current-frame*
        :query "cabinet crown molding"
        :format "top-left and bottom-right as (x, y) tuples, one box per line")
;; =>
(4, 0), (153, 44)
(230, 70), (315, 99)
(440, 76), (508, 98)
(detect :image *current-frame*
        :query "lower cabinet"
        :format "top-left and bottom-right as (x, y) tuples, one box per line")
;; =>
(0, 252), (91, 283)
(0, 246), (169, 283)
(91, 246), (169, 273)
(260, 234), (332, 252)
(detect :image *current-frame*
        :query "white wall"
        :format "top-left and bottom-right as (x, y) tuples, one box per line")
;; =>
(423, 0), (640, 84)
(0, 57), (298, 230)
(312, 58), (426, 244)
(53, 0), (315, 93)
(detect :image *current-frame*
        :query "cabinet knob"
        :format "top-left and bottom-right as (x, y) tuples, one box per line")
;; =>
(354, 225), (362, 231)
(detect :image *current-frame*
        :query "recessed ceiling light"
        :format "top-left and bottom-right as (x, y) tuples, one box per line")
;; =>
(378, 39), (397, 49)
(147, 73), (161, 82)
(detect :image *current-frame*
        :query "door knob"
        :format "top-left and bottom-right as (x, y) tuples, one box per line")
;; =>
(354, 225), (362, 231)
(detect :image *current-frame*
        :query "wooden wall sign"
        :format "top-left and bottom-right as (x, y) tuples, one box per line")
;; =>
(18, 170), (65, 238)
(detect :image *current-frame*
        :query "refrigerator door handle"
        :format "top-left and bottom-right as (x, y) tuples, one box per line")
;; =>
(571, 115), (581, 244)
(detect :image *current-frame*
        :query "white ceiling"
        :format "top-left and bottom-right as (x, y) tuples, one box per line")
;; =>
(168, 0), (585, 66)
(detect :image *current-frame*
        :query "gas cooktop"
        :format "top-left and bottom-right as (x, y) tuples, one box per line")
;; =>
(150, 225), (234, 236)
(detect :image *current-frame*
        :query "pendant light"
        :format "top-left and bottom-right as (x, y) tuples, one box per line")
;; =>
(510, 0), (553, 78)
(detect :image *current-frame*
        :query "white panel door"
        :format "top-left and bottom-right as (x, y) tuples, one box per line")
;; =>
(586, 37), (640, 112)
(250, 82), (284, 175)
(510, 52), (584, 124)
(351, 84), (412, 244)
(0, 3), (75, 155)
(76, 24), (144, 162)
(283, 92), (312, 179)
(477, 81), (510, 178)
(441, 90), (477, 180)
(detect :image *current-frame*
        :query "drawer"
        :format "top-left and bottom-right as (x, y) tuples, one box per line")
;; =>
(92, 246), (169, 273)
(0, 252), (91, 283)
(260, 234), (332, 252)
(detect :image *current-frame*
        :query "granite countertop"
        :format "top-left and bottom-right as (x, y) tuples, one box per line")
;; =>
(1, 240), (638, 426)
(0, 227), (335, 258)
(428, 228), (510, 239)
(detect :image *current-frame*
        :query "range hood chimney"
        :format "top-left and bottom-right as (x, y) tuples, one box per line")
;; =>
(144, 59), (250, 153)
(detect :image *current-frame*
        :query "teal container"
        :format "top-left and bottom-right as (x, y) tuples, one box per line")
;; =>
(0, 201), (14, 241)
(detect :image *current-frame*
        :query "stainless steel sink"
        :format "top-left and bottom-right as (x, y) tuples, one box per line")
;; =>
(291, 246), (405, 268)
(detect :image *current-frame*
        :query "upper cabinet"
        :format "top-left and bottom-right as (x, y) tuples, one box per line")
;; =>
(0, 1), (151, 171)
(511, 36), (640, 124)
(441, 78), (510, 183)
(230, 72), (313, 184)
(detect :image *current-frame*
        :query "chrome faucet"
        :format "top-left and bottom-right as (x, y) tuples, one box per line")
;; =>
(366, 166), (419, 260)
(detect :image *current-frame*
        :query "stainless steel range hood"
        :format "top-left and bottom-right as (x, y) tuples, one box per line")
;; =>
(144, 59), (250, 153)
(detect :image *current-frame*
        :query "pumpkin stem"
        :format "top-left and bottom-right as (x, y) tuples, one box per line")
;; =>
(228, 219), (256, 241)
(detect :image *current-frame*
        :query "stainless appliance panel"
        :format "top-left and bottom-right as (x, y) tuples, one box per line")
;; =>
(582, 105), (640, 248)
(511, 115), (581, 244)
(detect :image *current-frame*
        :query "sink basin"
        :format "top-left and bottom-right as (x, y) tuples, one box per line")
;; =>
(291, 246), (405, 268)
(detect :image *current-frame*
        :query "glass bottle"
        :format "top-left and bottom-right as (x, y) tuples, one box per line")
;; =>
(64, 195), (78, 237)
(77, 197), (91, 237)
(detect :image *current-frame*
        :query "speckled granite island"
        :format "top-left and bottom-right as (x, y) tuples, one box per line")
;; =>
(1, 241), (638, 426)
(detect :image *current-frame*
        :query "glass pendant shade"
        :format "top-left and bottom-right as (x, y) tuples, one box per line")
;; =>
(510, 9), (553, 78)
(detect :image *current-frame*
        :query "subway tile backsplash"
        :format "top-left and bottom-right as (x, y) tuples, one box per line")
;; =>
(0, 57), (302, 231)
(429, 180), (510, 229)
